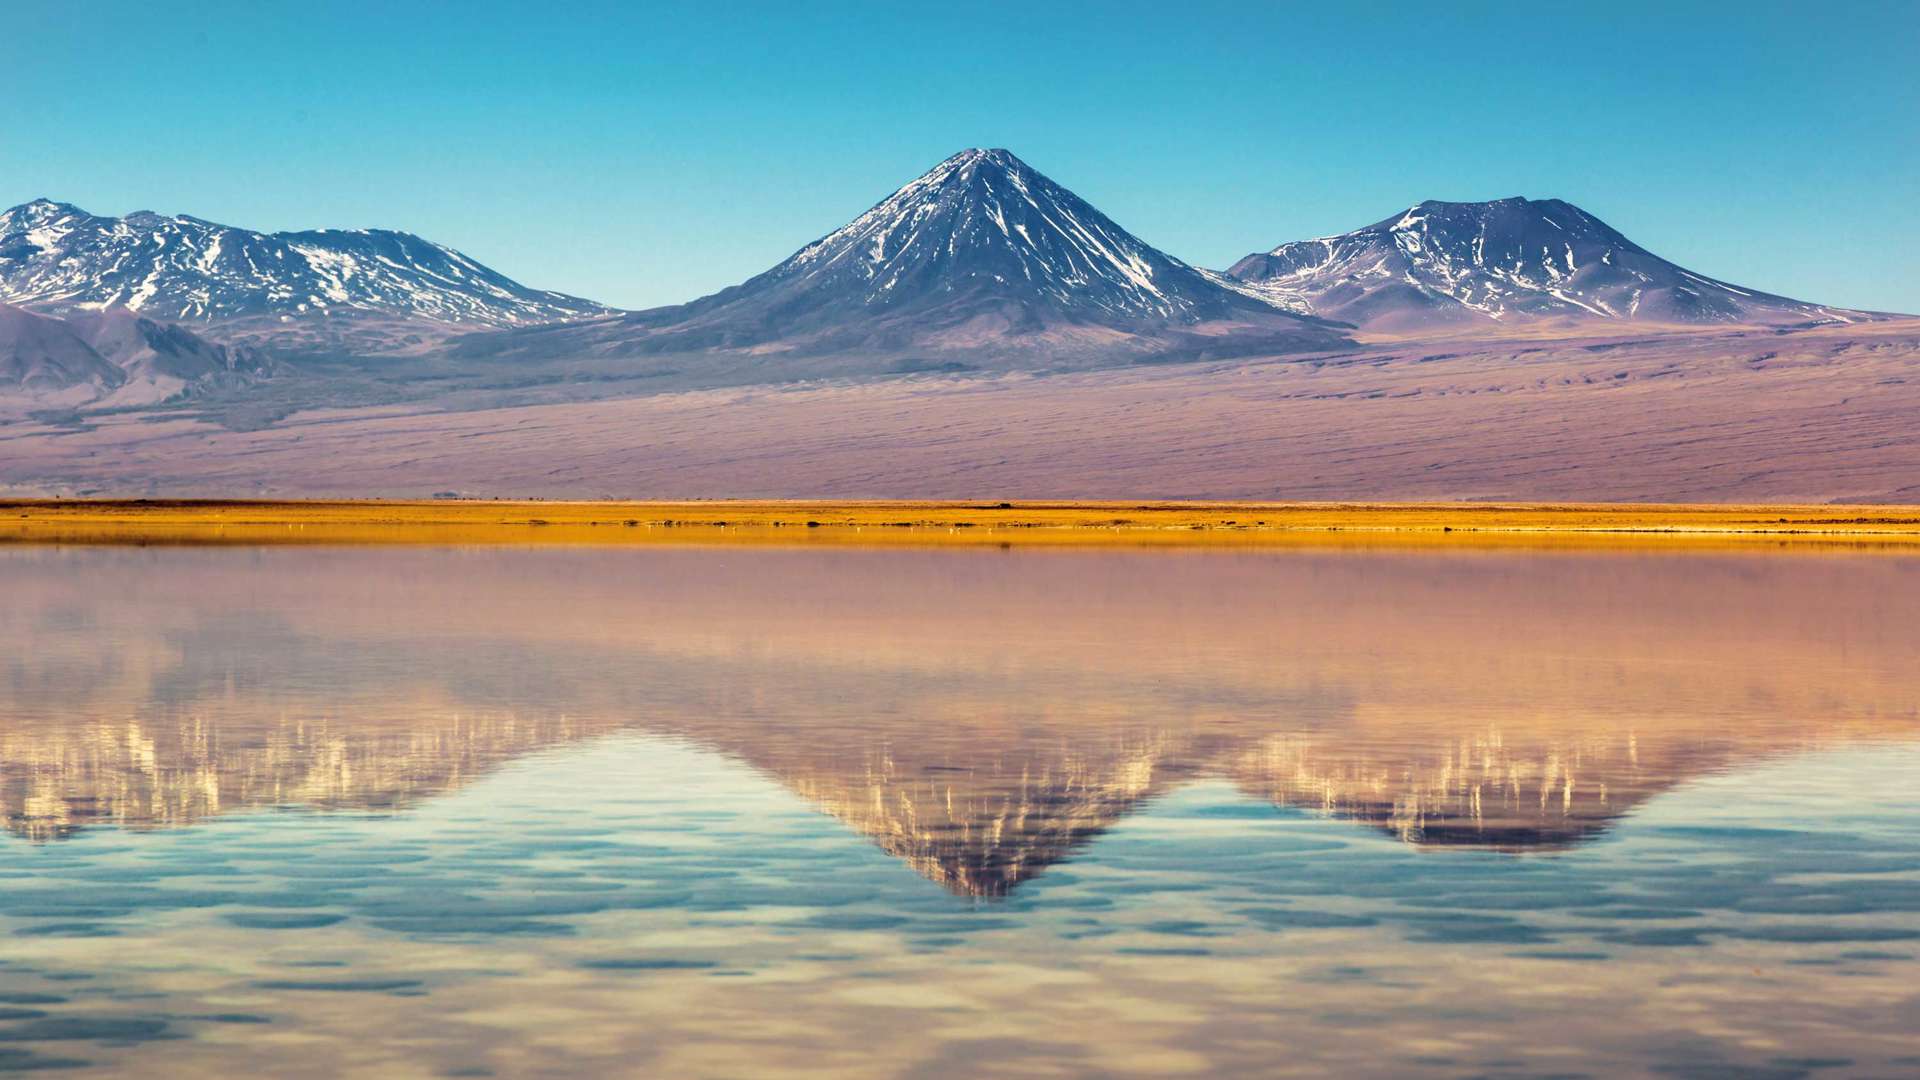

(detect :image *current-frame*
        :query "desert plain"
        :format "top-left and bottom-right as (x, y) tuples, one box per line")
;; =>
(4, 321), (1918, 504)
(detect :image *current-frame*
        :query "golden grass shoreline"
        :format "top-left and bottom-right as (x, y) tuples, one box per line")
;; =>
(4, 499), (1920, 550)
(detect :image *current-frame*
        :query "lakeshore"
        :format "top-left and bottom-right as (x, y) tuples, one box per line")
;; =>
(5, 498), (1920, 548)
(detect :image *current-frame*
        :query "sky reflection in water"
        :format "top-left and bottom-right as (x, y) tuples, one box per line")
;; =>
(1, 544), (1917, 1078)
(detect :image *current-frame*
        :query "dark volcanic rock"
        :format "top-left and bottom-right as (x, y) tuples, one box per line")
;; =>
(453, 148), (1349, 370)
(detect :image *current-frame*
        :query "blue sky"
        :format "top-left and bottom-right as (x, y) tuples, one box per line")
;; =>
(7, 1), (1916, 312)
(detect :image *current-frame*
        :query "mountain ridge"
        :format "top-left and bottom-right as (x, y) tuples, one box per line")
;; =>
(0, 300), (264, 405)
(0, 198), (612, 334)
(1223, 196), (1878, 331)
(0, 301), (125, 395)
(451, 148), (1351, 371)
(3, 162), (1909, 420)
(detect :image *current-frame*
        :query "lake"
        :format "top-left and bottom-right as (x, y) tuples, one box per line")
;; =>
(1, 543), (1917, 1077)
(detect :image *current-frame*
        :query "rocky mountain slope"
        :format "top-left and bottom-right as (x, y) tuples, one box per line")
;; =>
(1224, 197), (1875, 331)
(0, 199), (611, 339)
(0, 301), (263, 406)
(453, 149), (1348, 372)
(0, 302), (125, 395)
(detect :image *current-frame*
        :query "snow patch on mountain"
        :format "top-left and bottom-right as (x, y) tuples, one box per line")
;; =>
(1224, 197), (1874, 330)
(455, 148), (1346, 369)
(746, 147), (1254, 323)
(0, 199), (612, 328)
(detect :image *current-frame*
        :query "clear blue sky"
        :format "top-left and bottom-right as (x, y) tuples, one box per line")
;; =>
(6, 1), (1916, 313)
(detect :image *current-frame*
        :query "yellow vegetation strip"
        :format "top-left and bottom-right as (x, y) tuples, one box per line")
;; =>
(3, 500), (1920, 549)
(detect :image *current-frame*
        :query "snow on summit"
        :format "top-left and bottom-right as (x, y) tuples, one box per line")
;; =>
(0, 199), (610, 328)
(775, 147), (1191, 319)
(1223, 197), (1871, 331)
(452, 147), (1347, 369)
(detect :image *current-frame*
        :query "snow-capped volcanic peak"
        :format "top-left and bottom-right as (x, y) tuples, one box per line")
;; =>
(1225, 197), (1867, 330)
(451, 148), (1341, 371)
(0, 198), (610, 328)
(756, 148), (1258, 323)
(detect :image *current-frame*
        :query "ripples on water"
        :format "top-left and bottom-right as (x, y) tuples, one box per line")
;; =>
(1, 545), (1917, 1077)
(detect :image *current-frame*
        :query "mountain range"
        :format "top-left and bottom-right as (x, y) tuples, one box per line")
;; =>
(0, 149), (1903, 410)
(453, 148), (1346, 371)
(0, 198), (609, 335)
(1223, 197), (1868, 331)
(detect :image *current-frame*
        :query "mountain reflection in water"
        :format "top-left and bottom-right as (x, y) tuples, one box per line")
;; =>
(4, 545), (1915, 895)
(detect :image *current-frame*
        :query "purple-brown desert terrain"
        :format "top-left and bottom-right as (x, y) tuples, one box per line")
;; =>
(3, 151), (1914, 502)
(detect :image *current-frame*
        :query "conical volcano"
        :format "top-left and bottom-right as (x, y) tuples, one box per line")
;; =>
(454, 149), (1348, 372)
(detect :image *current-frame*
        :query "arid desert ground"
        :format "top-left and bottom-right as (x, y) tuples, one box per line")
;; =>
(5, 321), (1916, 503)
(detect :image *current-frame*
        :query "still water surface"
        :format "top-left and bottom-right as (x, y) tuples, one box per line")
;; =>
(1, 544), (1918, 1077)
